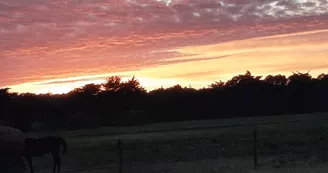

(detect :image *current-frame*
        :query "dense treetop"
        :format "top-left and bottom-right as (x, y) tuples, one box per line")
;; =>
(1, 71), (328, 132)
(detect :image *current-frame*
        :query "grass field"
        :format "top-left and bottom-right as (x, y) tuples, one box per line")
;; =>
(26, 112), (328, 173)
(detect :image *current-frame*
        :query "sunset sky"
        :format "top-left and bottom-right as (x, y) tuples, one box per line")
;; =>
(1, 0), (328, 94)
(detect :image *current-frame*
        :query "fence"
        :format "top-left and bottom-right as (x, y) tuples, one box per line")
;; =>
(114, 124), (328, 173)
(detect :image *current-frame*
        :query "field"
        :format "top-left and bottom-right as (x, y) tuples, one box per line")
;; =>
(26, 112), (328, 173)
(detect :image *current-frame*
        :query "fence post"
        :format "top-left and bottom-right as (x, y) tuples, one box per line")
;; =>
(117, 139), (123, 173)
(253, 128), (258, 169)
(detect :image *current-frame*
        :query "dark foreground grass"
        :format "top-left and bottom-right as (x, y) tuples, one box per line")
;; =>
(28, 113), (328, 173)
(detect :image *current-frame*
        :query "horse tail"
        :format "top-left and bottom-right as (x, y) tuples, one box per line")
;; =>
(59, 137), (67, 154)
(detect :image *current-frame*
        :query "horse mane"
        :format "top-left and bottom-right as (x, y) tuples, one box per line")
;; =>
(58, 137), (67, 154)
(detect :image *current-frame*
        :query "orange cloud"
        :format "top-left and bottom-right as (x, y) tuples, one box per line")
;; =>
(4, 28), (328, 94)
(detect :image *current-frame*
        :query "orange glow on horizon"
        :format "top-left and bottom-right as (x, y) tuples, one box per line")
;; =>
(3, 29), (328, 94)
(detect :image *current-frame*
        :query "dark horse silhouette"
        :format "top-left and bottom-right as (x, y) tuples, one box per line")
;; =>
(22, 136), (67, 173)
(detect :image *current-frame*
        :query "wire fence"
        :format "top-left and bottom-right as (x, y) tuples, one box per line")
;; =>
(114, 124), (328, 173)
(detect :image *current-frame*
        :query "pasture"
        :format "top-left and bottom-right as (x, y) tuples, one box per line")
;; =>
(26, 112), (328, 173)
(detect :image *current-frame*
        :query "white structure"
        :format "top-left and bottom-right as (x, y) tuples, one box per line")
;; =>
(0, 126), (30, 173)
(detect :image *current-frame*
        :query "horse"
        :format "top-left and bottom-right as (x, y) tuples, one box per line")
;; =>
(22, 136), (67, 173)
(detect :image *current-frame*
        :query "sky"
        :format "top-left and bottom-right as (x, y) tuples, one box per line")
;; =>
(1, 0), (328, 94)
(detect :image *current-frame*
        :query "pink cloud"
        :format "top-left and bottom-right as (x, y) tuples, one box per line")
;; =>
(1, 0), (328, 89)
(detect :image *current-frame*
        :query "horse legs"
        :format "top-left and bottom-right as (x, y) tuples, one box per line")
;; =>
(52, 152), (61, 172)
(25, 156), (34, 173)
(56, 155), (61, 172)
(51, 153), (57, 173)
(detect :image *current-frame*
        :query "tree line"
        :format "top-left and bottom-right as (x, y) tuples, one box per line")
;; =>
(1, 71), (328, 132)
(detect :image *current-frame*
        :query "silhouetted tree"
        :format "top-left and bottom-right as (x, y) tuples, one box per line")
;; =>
(103, 76), (122, 92)
(81, 83), (101, 96)
(317, 73), (328, 85)
(165, 84), (184, 93)
(0, 88), (14, 126)
(225, 71), (263, 88)
(209, 81), (225, 90)
(315, 73), (328, 111)
(264, 74), (287, 86)
(287, 71), (312, 86)
(286, 71), (314, 113)
(2, 70), (328, 131)
(118, 76), (145, 94)
(0, 87), (11, 96)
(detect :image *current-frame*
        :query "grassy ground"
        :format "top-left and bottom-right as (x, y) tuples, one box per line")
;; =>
(27, 112), (328, 173)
